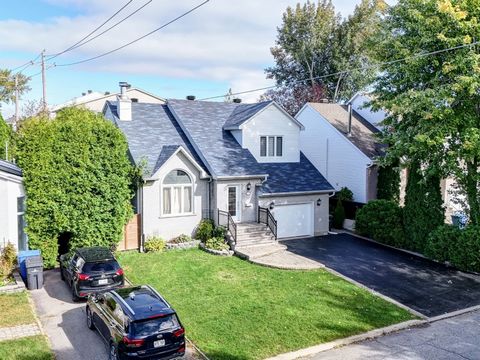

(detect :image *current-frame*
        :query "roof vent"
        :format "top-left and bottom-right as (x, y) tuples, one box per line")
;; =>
(82, 92), (86, 96)
(87, 90), (93, 94)
(131, 98), (139, 103)
(233, 98), (242, 103)
(104, 91), (110, 95)
(186, 95), (196, 101)
(320, 98), (329, 103)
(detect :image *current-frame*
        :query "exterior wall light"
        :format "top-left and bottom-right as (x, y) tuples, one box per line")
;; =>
(269, 201), (275, 210)
(317, 198), (322, 206)
(246, 182), (251, 191)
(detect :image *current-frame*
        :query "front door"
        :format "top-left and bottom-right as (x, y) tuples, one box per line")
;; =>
(227, 186), (241, 222)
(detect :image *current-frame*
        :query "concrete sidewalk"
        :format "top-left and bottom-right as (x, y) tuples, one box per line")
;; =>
(0, 323), (41, 342)
(307, 310), (480, 360)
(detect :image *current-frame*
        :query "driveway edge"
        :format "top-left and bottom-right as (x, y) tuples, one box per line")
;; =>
(265, 319), (425, 360)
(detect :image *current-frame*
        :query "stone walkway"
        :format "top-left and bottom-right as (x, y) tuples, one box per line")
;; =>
(0, 323), (41, 342)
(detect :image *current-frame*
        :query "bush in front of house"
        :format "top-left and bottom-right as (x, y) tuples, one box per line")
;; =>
(425, 225), (480, 273)
(333, 199), (346, 229)
(355, 199), (405, 247)
(337, 187), (354, 202)
(0, 243), (17, 285)
(196, 219), (214, 242)
(144, 236), (166, 253)
(212, 226), (227, 239)
(169, 234), (192, 244)
(205, 237), (229, 251)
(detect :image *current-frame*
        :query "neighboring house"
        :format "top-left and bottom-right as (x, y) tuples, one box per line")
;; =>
(103, 86), (334, 244)
(51, 83), (165, 115)
(0, 160), (27, 252)
(296, 94), (385, 203)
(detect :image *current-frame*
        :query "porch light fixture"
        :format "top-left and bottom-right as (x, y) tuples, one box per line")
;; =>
(269, 201), (275, 210)
(246, 182), (251, 191)
(317, 198), (322, 206)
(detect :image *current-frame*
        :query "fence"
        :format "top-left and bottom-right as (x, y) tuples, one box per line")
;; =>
(118, 214), (141, 251)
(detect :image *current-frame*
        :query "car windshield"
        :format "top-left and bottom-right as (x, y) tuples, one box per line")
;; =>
(132, 315), (180, 337)
(82, 260), (119, 273)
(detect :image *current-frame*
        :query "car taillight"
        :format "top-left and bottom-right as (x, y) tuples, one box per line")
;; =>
(77, 273), (90, 281)
(178, 345), (185, 353)
(123, 336), (144, 347)
(173, 328), (185, 337)
(115, 268), (124, 276)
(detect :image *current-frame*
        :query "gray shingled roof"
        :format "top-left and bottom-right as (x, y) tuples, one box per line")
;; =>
(0, 160), (22, 177)
(104, 102), (206, 177)
(223, 101), (272, 129)
(308, 103), (385, 159)
(168, 99), (333, 194)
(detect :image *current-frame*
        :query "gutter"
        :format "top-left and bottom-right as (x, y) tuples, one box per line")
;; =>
(258, 189), (335, 198)
(216, 174), (269, 181)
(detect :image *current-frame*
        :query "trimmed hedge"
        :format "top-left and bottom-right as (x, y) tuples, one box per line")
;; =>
(355, 200), (405, 247)
(425, 225), (480, 273)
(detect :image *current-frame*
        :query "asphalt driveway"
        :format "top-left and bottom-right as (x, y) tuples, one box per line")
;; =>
(30, 269), (201, 360)
(281, 234), (480, 317)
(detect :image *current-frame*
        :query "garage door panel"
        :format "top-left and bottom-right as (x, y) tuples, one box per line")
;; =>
(274, 203), (313, 239)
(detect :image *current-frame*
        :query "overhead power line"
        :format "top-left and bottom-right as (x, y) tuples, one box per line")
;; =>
(8, 52), (43, 73)
(46, 0), (134, 60)
(199, 40), (480, 101)
(56, 0), (210, 67)
(57, 0), (153, 54)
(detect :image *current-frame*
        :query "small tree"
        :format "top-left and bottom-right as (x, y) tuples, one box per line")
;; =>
(16, 108), (134, 267)
(377, 161), (401, 203)
(333, 199), (346, 229)
(0, 115), (14, 161)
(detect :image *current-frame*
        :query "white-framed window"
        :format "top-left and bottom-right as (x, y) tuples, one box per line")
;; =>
(161, 170), (193, 216)
(260, 136), (283, 157)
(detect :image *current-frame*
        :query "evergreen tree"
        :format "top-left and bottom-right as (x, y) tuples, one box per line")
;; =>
(377, 161), (401, 203)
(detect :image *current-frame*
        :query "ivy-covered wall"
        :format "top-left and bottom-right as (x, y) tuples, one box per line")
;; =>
(16, 108), (134, 267)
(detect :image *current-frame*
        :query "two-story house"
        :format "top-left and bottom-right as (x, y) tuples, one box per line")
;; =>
(104, 84), (334, 248)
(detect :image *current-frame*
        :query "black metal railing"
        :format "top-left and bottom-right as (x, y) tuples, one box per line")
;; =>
(217, 209), (237, 246)
(258, 207), (277, 240)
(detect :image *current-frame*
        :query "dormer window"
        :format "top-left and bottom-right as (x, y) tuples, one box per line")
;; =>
(260, 136), (283, 157)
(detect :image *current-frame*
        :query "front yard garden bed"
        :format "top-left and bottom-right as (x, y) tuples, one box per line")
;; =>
(118, 249), (415, 360)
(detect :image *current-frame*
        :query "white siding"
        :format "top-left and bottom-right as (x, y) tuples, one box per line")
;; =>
(0, 172), (24, 251)
(350, 94), (386, 129)
(297, 105), (372, 203)
(142, 151), (208, 240)
(241, 105), (300, 163)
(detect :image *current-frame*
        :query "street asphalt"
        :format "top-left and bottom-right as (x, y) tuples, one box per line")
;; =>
(30, 269), (201, 360)
(308, 310), (480, 360)
(282, 234), (480, 316)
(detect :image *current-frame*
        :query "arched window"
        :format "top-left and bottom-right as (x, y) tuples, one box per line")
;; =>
(162, 170), (193, 215)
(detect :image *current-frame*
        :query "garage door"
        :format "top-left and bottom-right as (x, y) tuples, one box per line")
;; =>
(274, 203), (314, 239)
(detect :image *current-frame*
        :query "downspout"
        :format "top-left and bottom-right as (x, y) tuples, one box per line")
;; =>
(140, 181), (145, 252)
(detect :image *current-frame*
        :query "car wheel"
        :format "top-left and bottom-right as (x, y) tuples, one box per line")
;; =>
(86, 307), (95, 330)
(109, 342), (119, 360)
(71, 285), (80, 302)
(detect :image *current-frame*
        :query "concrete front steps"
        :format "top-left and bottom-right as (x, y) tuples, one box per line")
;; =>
(234, 222), (285, 259)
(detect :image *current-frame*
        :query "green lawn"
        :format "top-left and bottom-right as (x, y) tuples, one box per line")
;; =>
(0, 292), (36, 328)
(0, 336), (53, 360)
(119, 249), (414, 360)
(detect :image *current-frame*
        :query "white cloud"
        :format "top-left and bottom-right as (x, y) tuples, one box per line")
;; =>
(0, 0), (361, 105)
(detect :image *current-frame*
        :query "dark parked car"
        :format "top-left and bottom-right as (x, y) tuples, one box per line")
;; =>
(86, 285), (185, 360)
(59, 246), (124, 301)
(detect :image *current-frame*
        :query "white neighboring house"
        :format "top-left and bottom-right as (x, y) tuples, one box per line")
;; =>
(51, 83), (165, 115)
(103, 86), (334, 248)
(296, 94), (384, 203)
(0, 160), (27, 252)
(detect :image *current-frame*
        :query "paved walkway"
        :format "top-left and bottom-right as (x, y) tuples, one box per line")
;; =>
(31, 269), (202, 360)
(0, 323), (41, 342)
(307, 310), (480, 360)
(252, 250), (324, 270)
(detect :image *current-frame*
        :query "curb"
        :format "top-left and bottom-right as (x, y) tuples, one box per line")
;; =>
(265, 319), (425, 360)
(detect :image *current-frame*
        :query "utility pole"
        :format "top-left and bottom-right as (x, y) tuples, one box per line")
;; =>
(41, 49), (47, 112)
(14, 74), (19, 131)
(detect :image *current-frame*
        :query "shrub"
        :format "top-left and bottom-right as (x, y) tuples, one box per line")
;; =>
(0, 243), (17, 283)
(169, 234), (192, 244)
(337, 187), (354, 202)
(377, 161), (401, 203)
(333, 199), (346, 229)
(196, 219), (214, 242)
(212, 226), (227, 239)
(205, 237), (229, 251)
(355, 200), (405, 247)
(425, 225), (480, 272)
(144, 236), (166, 253)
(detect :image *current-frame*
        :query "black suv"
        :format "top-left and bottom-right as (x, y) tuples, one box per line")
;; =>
(86, 285), (185, 360)
(59, 246), (124, 301)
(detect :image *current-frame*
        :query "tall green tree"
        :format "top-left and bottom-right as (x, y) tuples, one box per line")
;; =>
(376, 161), (401, 202)
(263, 0), (385, 114)
(0, 114), (14, 161)
(0, 69), (30, 104)
(371, 0), (480, 224)
(16, 108), (134, 267)
(403, 161), (445, 252)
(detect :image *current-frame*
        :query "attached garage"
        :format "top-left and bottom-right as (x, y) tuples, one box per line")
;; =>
(273, 202), (314, 239)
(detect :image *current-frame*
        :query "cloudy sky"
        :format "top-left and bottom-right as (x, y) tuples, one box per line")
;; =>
(1, 0), (368, 116)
